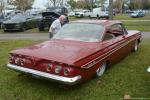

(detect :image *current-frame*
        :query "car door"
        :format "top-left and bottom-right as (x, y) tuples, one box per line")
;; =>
(102, 23), (130, 64)
(25, 14), (35, 29)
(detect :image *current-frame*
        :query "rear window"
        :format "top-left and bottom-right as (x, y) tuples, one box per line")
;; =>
(53, 23), (104, 42)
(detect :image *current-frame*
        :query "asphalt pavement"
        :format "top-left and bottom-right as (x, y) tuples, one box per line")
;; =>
(0, 32), (149, 40)
(0, 33), (49, 40)
(117, 20), (150, 22)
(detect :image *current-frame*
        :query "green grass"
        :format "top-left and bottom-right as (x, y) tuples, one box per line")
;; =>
(0, 39), (150, 100)
(69, 15), (150, 32)
(114, 14), (150, 20)
(123, 21), (150, 32)
(114, 14), (150, 31)
(70, 16), (150, 32)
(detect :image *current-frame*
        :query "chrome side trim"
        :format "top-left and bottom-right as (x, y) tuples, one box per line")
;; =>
(7, 64), (81, 85)
(81, 37), (139, 69)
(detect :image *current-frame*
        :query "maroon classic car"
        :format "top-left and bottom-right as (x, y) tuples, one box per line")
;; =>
(7, 20), (142, 85)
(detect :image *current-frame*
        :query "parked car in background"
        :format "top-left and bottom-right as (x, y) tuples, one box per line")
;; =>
(130, 11), (145, 18)
(2, 13), (39, 32)
(83, 10), (91, 17)
(68, 11), (75, 17)
(74, 10), (90, 18)
(74, 11), (85, 18)
(0, 11), (19, 29)
(125, 10), (134, 14)
(38, 7), (68, 31)
(87, 8), (109, 19)
(7, 20), (142, 85)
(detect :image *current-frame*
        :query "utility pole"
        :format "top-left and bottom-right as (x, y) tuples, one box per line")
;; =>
(109, 0), (113, 20)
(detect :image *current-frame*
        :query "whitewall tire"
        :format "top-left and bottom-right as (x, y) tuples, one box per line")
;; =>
(96, 62), (106, 77)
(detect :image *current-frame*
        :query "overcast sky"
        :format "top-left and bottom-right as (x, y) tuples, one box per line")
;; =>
(32, 0), (109, 9)
(5, 0), (108, 9)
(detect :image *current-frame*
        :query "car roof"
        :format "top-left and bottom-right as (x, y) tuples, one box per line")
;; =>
(71, 20), (122, 26)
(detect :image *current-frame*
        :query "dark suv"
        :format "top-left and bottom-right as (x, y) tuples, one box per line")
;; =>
(38, 7), (68, 31)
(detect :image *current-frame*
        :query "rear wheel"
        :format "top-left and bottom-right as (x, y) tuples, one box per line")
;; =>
(88, 15), (91, 19)
(97, 15), (99, 19)
(80, 14), (83, 18)
(105, 16), (109, 19)
(38, 26), (44, 31)
(21, 27), (25, 32)
(21, 23), (26, 32)
(3, 30), (7, 32)
(96, 62), (106, 77)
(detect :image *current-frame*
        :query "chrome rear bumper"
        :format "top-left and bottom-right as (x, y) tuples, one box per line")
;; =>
(7, 64), (81, 85)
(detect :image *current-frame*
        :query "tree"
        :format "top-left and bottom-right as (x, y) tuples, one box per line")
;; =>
(128, 0), (147, 10)
(84, 0), (95, 10)
(141, 0), (150, 10)
(100, 0), (106, 7)
(113, 0), (129, 14)
(67, 0), (76, 10)
(0, 0), (5, 13)
(109, 0), (113, 20)
(49, 0), (64, 7)
(10, 0), (34, 12)
(128, 0), (138, 10)
(49, 0), (56, 7)
(113, 0), (121, 13)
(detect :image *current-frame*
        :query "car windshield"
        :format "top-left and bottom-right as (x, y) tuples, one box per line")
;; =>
(10, 13), (25, 21)
(53, 23), (104, 42)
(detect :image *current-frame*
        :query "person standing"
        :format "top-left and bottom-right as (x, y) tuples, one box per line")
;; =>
(49, 15), (66, 38)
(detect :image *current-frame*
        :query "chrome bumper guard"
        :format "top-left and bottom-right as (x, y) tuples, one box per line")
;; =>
(7, 64), (82, 85)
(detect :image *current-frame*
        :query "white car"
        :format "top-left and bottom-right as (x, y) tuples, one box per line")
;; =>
(87, 8), (109, 19)
(74, 11), (85, 18)
(74, 10), (90, 18)
(68, 11), (75, 17)
(130, 11), (145, 18)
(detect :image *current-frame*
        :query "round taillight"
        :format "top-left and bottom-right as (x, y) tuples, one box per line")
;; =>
(20, 59), (25, 66)
(46, 64), (53, 72)
(9, 56), (14, 63)
(15, 58), (20, 64)
(55, 65), (62, 74)
(64, 68), (71, 76)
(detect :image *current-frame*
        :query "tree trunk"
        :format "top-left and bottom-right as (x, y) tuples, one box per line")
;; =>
(109, 0), (113, 20)
(54, 0), (56, 8)
(120, 0), (124, 14)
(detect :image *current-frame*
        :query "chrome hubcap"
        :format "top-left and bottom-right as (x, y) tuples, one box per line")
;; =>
(96, 63), (106, 77)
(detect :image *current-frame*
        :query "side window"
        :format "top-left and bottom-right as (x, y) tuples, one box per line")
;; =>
(103, 24), (127, 41)
(109, 24), (127, 36)
(103, 32), (115, 41)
